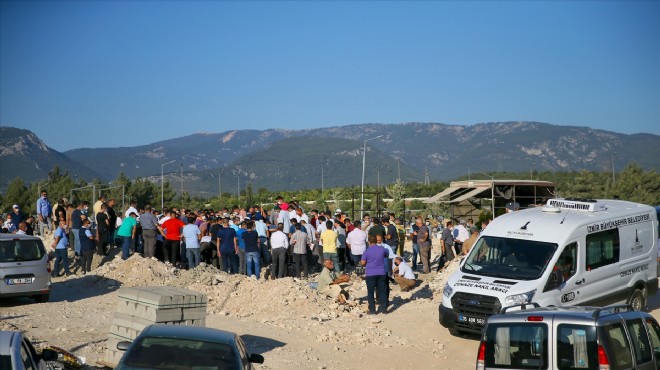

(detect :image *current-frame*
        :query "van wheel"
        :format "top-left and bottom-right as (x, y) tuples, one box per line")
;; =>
(627, 288), (646, 311)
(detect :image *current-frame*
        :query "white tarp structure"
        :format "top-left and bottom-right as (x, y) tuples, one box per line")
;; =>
(425, 179), (556, 220)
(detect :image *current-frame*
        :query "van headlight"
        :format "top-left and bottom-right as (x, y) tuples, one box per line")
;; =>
(443, 283), (453, 298)
(504, 289), (536, 306)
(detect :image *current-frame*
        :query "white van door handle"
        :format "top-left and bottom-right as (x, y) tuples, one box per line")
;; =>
(574, 278), (585, 285)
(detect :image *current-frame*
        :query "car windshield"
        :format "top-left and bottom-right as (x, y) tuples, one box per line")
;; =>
(122, 336), (240, 370)
(0, 240), (46, 262)
(462, 236), (557, 280)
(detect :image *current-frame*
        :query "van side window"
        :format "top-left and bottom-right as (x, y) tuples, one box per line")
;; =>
(556, 324), (597, 369)
(602, 323), (633, 369)
(585, 229), (620, 270)
(557, 243), (577, 282)
(626, 319), (653, 365)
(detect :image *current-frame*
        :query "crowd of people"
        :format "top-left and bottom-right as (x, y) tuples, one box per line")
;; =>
(1, 191), (490, 314)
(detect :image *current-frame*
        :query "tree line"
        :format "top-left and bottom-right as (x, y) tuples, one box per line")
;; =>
(1, 163), (658, 217)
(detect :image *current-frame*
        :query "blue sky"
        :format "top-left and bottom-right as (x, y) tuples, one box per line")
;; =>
(1, 1), (659, 152)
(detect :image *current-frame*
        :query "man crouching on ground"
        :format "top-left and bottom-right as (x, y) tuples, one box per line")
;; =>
(393, 256), (416, 292)
(317, 260), (350, 303)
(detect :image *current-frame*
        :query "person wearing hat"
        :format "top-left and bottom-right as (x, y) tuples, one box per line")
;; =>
(505, 201), (521, 213)
(9, 204), (24, 225)
(334, 208), (346, 224)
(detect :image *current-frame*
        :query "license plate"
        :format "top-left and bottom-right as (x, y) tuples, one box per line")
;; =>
(6, 277), (35, 285)
(459, 314), (485, 325)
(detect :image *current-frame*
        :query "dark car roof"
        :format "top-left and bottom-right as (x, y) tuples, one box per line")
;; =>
(0, 234), (41, 241)
(0, 331), (21, 356)
(140, 325), (238, 343)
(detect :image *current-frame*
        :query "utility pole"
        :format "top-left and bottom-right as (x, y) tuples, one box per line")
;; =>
(218, 172), (221, 198)
(180, 162), (183, 207)
(397, 159), (401, 182)
(321, 167), (324, 199)
(611, 152), (616, 185)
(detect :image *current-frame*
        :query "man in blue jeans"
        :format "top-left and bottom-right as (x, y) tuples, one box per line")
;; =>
(217, 217), (238, 273)
(361, 235), (389, 314)
(51, 220), (71, 277)
(242, 222), (261, 279)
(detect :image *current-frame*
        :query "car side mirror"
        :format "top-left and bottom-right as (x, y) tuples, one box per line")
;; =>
(249, 353), (265, 364)
(116, 341), (132, 351)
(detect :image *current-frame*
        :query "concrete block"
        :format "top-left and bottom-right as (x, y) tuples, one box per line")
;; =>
(111, 312), (154, 332)
(136, 288), (172, 307)
(103, 348), (125, 367)
(109, 323), (139, 340)
(182, 306), (207, 320)
(118, 286), (206, 309)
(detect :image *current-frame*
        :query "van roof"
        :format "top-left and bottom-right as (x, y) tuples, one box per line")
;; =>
(482, 198), (655, 243)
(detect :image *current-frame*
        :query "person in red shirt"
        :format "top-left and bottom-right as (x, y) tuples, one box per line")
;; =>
(275, 196), (289, 215)
(159, 211), (184, 265)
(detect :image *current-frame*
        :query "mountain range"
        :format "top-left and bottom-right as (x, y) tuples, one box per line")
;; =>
(1, 122), (659, 193)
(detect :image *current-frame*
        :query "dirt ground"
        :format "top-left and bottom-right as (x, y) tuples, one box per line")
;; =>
(2, 235), (660, 370)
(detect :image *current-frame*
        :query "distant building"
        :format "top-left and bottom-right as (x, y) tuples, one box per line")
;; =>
(424, 179), (556, 221)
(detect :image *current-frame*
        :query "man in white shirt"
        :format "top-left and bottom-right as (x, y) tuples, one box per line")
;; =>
(124, 200), (139, 219)
(15, 222), (28, 235)
(294, 207), (309, 224)
(269, 223), (289, 279)
(393, 256), (416, 291)
(453, 220), (470, 256)
(277, 208), (291, 234)
(346, 220), (367, 265)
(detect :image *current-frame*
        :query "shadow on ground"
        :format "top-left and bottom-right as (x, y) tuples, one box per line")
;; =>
(241, 334), (287, 354)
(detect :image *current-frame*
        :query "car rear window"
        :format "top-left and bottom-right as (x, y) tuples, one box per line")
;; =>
(484, 323), (548, 369)
(0, 240), (46, 263)
(123, 337), (240, 370)
(556, 324), (598, 369)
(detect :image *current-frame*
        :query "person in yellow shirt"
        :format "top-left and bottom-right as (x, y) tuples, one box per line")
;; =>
(320, 220), (339, 272)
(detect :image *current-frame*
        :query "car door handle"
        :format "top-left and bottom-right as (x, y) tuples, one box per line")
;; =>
(574, 278), (585, 285)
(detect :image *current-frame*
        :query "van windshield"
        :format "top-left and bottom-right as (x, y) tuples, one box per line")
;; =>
(0, 240), (46, 262)
(462, 236), (557, 280)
